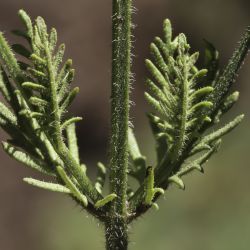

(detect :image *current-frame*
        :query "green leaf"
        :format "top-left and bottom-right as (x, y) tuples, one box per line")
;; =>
(56, 166), (88, 207)
(169, 140), (221, 190)
(163, 19), (172, 45)
(150, 43), (168, 74)
(0, 101), (17, 124)
(29, 96), (48, 107)
(168, 175), (185, 190)
(145, 21), (216, 165)
(49, 28), (57, 52)
(2, 142), (55, 176)
(190, 87), (214, 102)
(95, 193), (117, 209)
(27, 68), (47, 79)
(66, 123), (80, 164)
(61, 117), (82, 130)
(18, 10), (33, 39)
(191, 114), (244, 155)
(0, 68), (12, 103)
(56, 59), (73, 88)
(144, 166), (164, 205)
(0, 10), (101, 215)
(30, 53), (46, 65)
(23, 178), (70, 193)
(22, 82), (47, 91)
(35, 16), (48, 43)
(0, 33), (22, 80)
(54, 43), (65, 71)
(145, 59), (169, 88)
(145, 92), (165, 116)
(59, 87), (79, 113)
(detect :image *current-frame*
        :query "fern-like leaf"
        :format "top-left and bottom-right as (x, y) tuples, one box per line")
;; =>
(129, 19), (248, 214)
(0, 10), (103, 216)
(145, 19), (214, 164)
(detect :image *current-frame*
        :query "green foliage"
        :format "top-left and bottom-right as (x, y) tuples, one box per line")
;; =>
(144, 166), (164, 207)
(128, 19), (249, 217)
(23, 177), (71, 193)
(56, 166), (88, 207)
(0, 8), (249, 250)
(0, 10), (112, 221)
(95, 193), (117, 209)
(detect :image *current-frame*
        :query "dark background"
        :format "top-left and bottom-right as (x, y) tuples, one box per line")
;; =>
(0, 1), (249, 249)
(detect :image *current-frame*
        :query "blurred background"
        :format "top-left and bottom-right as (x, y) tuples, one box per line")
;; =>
(0, 0), (249, 249)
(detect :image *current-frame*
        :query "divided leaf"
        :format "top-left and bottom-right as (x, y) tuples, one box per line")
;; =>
(0, 10), (83, 175)
(145, 20), (215, 164)
(0, 10), (102, 213)
(138, 19), (247, 207)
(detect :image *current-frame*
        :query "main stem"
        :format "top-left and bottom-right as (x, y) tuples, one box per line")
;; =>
(106, 0), (132, 249)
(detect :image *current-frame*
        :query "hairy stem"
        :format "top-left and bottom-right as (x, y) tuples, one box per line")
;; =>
(106, 0), (132, 249)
